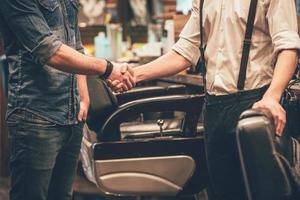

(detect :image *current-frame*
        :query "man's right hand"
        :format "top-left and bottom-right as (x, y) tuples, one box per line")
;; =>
(107, 63), (136, 93)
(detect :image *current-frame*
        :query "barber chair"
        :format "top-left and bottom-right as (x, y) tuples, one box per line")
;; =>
(85, 76), (204, 140)
(80, 76), (208, 197)
(0, 55), (8, 97)
(116, 84), (187, 105)
(236, 109), (300, 200)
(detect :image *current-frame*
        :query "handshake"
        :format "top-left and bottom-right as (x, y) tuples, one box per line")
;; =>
(105, 62), (136, 93)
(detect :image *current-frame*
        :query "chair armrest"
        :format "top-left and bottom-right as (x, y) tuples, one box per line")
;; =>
(98, 94), (204, 141)
(236, 108), (292, 200)
(239, 108), (273, 122)
(116, 84), (186, 105)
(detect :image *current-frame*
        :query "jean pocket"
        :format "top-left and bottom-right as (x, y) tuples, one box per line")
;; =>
(22, 112), (57, 128)
(6, 111), (24, 126)
(8, 110), (57, 128)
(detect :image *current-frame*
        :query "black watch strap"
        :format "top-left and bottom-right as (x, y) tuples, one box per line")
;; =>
(102, 60), (114, 79)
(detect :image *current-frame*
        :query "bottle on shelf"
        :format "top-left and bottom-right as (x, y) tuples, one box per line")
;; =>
(94, 32), (110, 59)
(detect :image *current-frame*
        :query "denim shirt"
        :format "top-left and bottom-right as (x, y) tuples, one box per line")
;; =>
(0, 0), (84, 125)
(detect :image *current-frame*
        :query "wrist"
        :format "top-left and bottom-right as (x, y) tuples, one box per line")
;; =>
(263, 88), (283, 102)
(102, 60), (114, 79)
(135, 67), (145, 83)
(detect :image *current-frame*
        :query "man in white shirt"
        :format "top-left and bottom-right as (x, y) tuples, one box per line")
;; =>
(110, 0), (300, 199)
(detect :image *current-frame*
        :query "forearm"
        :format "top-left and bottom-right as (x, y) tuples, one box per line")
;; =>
(135, 51), (192, 82)
(264, 49), (298, 101)
(48, 44), (107, 75)
(77, 75), (90, 103)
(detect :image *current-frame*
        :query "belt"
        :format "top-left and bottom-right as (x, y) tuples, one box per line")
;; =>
(205, 85), (269, 105)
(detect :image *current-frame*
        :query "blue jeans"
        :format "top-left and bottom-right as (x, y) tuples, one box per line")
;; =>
(203, 87), (267, 200)
(7, 110), (83, 200)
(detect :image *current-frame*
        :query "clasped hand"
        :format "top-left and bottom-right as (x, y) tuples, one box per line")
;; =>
(106, 62), (136, 93)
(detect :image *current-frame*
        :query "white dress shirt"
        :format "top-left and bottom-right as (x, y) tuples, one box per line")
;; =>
(173, 0), (300, 95)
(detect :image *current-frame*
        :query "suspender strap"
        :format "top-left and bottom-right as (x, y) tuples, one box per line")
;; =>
(199, 0), (206, 91)
(237, 0), (259, 90)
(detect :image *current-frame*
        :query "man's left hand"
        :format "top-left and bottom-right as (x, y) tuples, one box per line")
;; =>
(252, 96), (286, 136)
(78, 99), (90, 122)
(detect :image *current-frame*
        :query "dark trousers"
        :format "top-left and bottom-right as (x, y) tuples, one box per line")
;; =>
(203, 87), (267, 200)
(7, 110), (83, 200)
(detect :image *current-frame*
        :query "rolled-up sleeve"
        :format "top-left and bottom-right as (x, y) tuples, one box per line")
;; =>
(0, 0), (62, 65)
(172, 0), (201, 66)
(267, 0), (300, 56)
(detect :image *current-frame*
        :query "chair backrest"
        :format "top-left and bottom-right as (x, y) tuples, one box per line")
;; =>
(86, 76), (118, 133)
(99, 94), (204, 141)
(236, 109), (293, 200)
(0, 55), (8, 98)
(116, 84), (186, 105)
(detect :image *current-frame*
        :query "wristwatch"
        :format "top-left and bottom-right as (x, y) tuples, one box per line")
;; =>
(102, 60), (114, 79)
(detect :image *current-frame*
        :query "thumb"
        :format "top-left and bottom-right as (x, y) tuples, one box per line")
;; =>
(127, 65), (135, 76)
(82, 109), (88, 121)
(120, 63), (128, 74)
(78, 108), (84, 122)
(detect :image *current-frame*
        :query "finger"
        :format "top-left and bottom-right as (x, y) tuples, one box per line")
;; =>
(120, 63), (128, 75)
(272, 112), (279, 132)
(276, 119), (284, 136)
(274, 113), (282, 136)
(277, 112), (286, 136)
(252, 102), (260, 109)
(83, 109), (88, 121)
(108, 80), (121, 91)
(106, 79), (113, 88)
(121, 82), (129, 91)
(123, 74), (133, 89)
(127, 73), (136, 87)
(115, 83), (125, 93)
(127, 65), (135, 76)
(78, 109), (84, 122)
(110, 80), (121, 87)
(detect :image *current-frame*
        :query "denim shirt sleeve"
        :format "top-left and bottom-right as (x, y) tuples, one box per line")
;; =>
(0, 0), (63, 65)
(75, 25), (85, 54)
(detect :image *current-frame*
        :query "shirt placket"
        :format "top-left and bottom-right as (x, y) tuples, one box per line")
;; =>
(213, 0), (226, 89)
(60, 0), (76, 124)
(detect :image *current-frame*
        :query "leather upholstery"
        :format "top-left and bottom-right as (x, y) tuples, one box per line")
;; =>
(236, 109), (296, 200)
(81, 94), (209, 197)
(86, 76), (190, 138)
(99, 95), (204, 141)
(116, 85), (186, 105)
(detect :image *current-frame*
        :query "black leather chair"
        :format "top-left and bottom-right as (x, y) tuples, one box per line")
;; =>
(80, 94), (209, 197)
(0, 55), (8, 97)
(236, 109), (300, 200)
(85, 76), (204, 140)
(116, 84), (187, 105)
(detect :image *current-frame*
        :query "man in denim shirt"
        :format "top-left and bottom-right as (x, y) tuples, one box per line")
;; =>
(0, 0), (135, 199)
